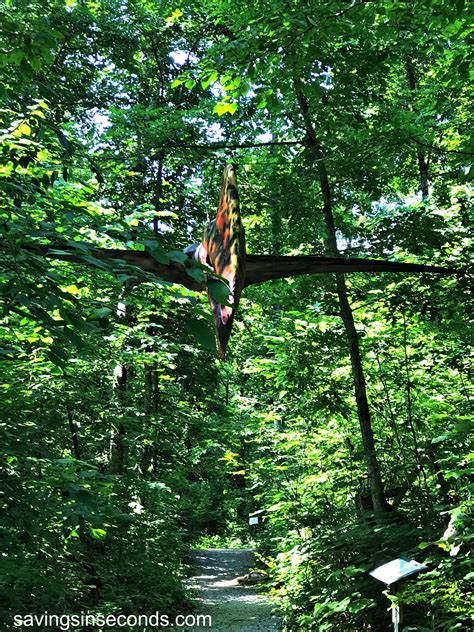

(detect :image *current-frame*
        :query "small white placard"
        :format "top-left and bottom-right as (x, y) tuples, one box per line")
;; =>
(369, 558), (427, 585)
(248, 516), (259, 525)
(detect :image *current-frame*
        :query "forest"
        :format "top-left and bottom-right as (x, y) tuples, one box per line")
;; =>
(0, 0), (472, 630)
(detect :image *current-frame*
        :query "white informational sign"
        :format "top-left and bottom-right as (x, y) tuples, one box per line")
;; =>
(248, 516), (259, 526)
(369, 558), (427, 585)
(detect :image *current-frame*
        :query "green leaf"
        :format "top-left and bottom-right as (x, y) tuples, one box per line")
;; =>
(66, 240), (91, 253)
(89, 528), (107, 540)
(419, 541), (432, 550)
(148, 245), (170, 265)
(13, 122), (31, 137)
(187, 319), (216, 352)
(63, 326), (84, 350)
(207, 279), (231, 306)
(168, 250), (188, 264)
(213, 102), (238, 116)
(80, 255), (113, 271)
(431, 434), (448, 444)
(91, 307), (113, 319)
(185, 265), (205, 283)
(29, 57), (42, 71)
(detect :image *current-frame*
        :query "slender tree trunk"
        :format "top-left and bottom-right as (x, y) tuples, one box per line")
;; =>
(110, 285), (133, 475)
(374, 350), (403, 451)
(110, 363), (128, 475)
(66, 400), (81, 460)
(417, 150), (429, 200)
(296, 89), (391, 515)
(270, 208), (281, 256)
(406, 60), (430, 199)
(141, 364), (154, 476)
(401, 313), (430, 496)
(142, 358), (160, 478)
(425, 445), (451, 506)
(144, 364), (153, 415)
(152, 154), (164, 233)
(269, 163), (283, 314)
(152, 361), (159, 413)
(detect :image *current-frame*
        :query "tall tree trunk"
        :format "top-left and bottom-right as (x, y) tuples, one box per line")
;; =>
(141, 359), (160, 478)
(406, 60), (430, 199)
(296, 89), (391, 515)
(110, 286), (133, 475)
(110, 363), (128, 475)
(141, 364), (154, 477)
(270, 207), (282, 256)
(66, 400), (81, 460)
(140, 145), (163, 481)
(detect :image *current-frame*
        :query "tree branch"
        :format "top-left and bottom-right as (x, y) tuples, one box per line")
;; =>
(410, 137), (474, 157)
(94, 139), (305, 163)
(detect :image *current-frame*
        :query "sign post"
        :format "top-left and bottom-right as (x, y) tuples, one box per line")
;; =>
(369, 557), (428, 632)
(392, 596), (400, 632)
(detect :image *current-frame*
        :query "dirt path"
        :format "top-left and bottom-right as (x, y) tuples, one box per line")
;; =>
(186, 548), (281, 631)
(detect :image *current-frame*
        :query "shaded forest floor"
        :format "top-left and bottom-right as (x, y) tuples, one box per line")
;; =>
(185, 549), (281, 631)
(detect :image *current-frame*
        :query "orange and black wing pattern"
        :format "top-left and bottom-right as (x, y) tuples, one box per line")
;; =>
(199, 164), (246, 358)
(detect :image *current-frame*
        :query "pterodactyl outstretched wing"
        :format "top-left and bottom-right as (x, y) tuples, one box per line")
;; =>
(243, 255), (455, 286)
(4, 237), (457, 358)
(9, 243), (454, 291)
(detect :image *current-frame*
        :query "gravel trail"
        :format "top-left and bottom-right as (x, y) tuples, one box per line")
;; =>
(186, 548), (281, 632)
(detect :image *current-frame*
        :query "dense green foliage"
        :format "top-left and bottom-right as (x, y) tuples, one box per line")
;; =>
(1, 0), (472, 630)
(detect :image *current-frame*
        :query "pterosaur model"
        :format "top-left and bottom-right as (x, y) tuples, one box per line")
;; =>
(4, 164), (456, 358)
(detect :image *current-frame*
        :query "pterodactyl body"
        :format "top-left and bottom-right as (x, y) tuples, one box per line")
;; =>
(191, 164), (246, 358)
